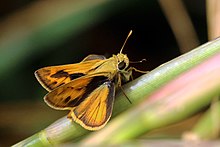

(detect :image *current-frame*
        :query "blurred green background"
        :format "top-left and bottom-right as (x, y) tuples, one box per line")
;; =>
(0, 0), (206, 146)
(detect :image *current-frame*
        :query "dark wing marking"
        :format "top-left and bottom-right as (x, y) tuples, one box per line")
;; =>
(50, 70), (85, 80)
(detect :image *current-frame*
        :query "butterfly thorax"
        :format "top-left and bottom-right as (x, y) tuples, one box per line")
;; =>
(86, 53), (129, 80)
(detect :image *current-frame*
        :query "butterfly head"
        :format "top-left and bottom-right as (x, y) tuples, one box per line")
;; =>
(116, 53), (129, 70)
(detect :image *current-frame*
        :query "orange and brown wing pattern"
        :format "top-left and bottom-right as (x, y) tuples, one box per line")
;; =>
(71, 79), (115, 130)
(44, 75), (113, 108)
(35, 55), (105, 91)
(44, 75), (95, 110)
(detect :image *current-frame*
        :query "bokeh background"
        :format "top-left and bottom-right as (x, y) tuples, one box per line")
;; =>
(0, 0), (207, 146)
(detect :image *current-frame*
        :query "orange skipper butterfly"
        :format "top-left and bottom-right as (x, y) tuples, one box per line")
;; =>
(35, 30), (144, 130)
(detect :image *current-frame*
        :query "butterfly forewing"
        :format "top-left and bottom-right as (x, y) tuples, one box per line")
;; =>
(35, 56), (105, 91)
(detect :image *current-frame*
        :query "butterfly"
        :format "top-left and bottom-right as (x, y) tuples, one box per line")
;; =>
(35, 30), (145, 130)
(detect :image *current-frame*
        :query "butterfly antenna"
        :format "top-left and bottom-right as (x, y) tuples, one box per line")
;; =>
(130, 59), (147, 63)
(120, 30), (133, 54)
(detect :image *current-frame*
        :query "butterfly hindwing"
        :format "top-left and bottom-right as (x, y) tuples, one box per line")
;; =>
(82, 54), (106, 61)
(71, 79), (115, 130)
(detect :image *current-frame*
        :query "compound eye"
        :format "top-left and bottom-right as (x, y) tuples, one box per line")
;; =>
(118, 61), (126, 70)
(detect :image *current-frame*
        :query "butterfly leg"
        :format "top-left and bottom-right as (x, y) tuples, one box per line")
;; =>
(117, 73), (132, 104)
(127, 67), (149, 74)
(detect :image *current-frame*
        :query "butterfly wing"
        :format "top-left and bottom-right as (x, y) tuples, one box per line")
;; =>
(82, 54), (106, 61)
(71, 80), (115, 130)
(35, 55), (106, 91)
